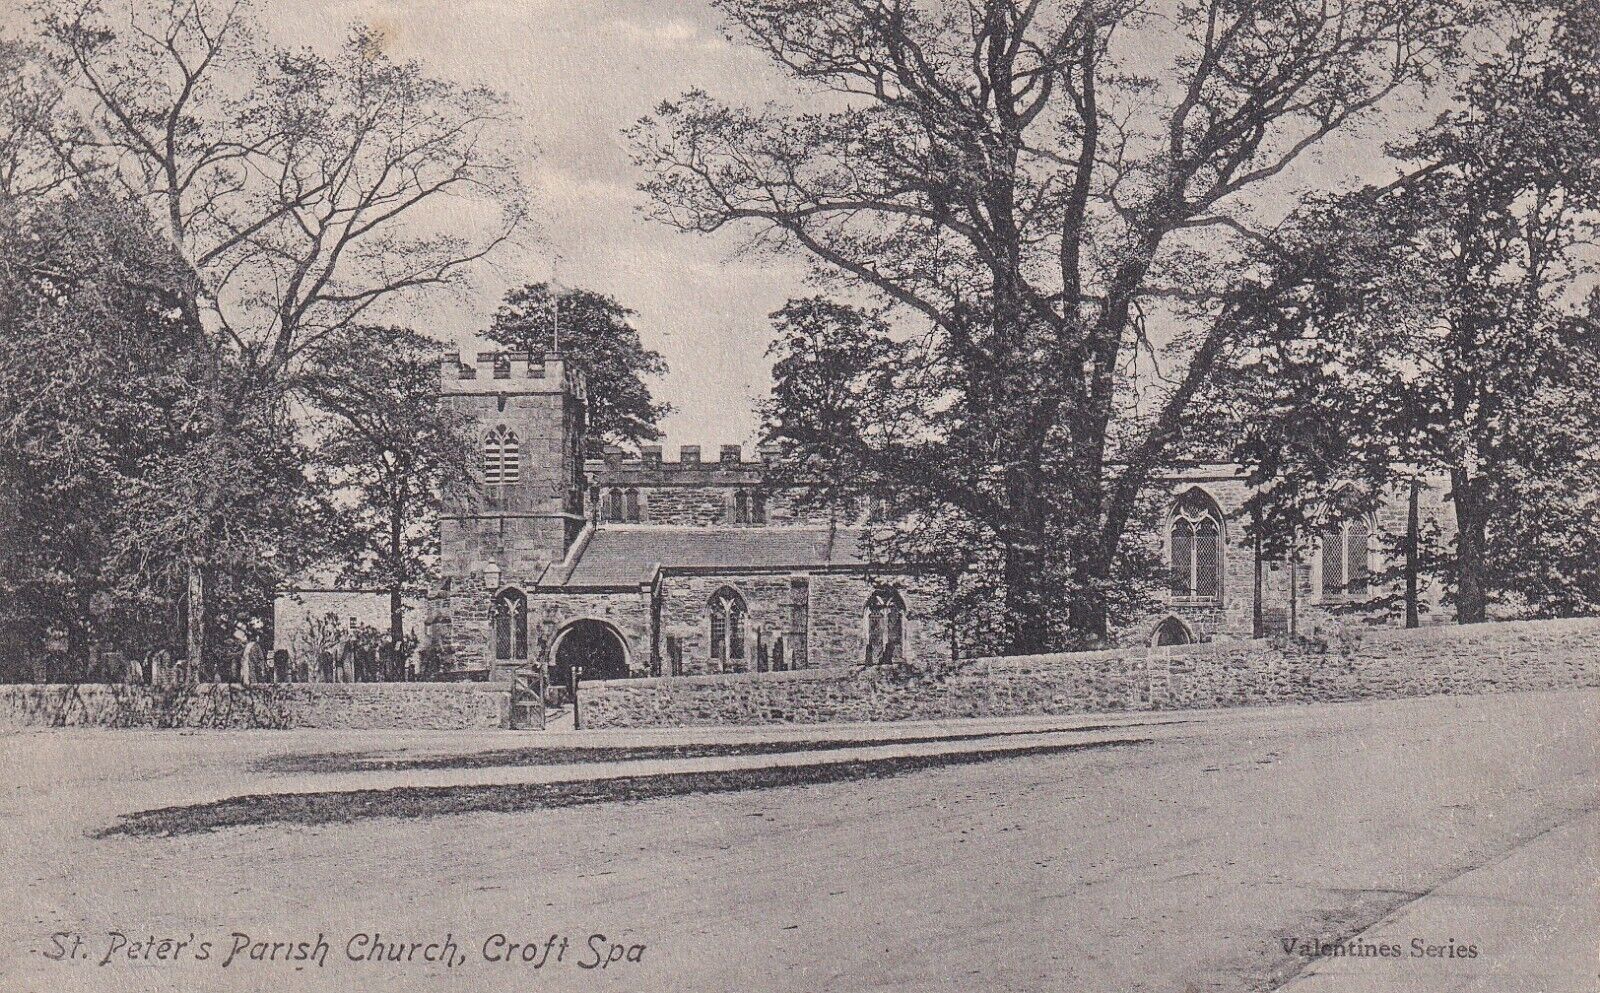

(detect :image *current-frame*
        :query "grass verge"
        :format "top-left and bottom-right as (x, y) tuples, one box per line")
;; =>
(108, 737), (1149, 838)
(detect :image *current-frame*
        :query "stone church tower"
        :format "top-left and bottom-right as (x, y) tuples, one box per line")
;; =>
(430, 350), (588, 676)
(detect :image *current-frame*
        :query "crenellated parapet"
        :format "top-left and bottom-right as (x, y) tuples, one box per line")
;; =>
(440, 350), (587, 401)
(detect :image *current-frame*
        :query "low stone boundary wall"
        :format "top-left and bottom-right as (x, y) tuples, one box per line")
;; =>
(0, 682), (508, 730)
(579, 617), (1600, 729)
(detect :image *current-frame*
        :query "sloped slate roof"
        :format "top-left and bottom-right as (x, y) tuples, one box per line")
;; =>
(555, 526), (866, 588)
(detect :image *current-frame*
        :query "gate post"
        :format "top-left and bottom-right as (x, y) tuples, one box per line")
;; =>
(571, 664), (583, 730)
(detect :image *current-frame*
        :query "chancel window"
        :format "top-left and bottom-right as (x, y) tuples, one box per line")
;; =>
(709, 587), (746, 661)
(1320, 519), (1372, 597)
(491, 588), (528, 661)
(1170, 489), (1224, 601)
(483, 426), (520, 486)
(865, 587), (905, 664)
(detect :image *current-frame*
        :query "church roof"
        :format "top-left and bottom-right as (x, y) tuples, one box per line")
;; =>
(552, 525), (868, 589)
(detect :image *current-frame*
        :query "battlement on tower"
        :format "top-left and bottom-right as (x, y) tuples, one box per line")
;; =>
(439, 350), (587, 400)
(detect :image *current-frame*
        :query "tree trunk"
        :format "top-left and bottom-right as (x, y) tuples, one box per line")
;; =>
(1062, 524), (1113, 649)
(1405, 478), (1421, 628)
(1063, 581), (1108, 647)
(1287, 533), (1299, 638)
(1252, 526), (1264, 639)
(389, 503), (406, 669)
(1450, 467), (1489, 624)
(186, 561), (207, 679)
(1003, 539), (1056, 655)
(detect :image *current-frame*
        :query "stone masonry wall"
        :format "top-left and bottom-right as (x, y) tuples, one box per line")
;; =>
(0, 682), (508, 730)
(530, 589), (654, 677)
(657, 572), (949, 675)
(578, 616), (1600, 729)
(1126, 472), (1458, 645)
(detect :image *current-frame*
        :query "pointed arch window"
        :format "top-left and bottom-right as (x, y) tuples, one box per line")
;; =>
(483, 426), (520, 486)
(1321, 518), (1373, 598)
(709, 587), (746, 661)
(491, 588), (528, 661)
(1170, 489), (1224, 601)
(624, 488), (641, 523)
(866, 587), (906, 664)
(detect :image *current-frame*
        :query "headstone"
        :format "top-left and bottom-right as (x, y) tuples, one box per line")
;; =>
(148, 649), (172, 686)
(240, 638), (265, 686)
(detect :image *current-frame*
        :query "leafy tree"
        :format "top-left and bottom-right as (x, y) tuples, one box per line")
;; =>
(0, 192), (191, 674)
(485, 283), (671, 446)
(30, 0), (529, 667)
(1217, 4), (1600, 623)
(0, 192), (317, 677)
(300, 325), (475, 654)
(635, 0), (1482, 651)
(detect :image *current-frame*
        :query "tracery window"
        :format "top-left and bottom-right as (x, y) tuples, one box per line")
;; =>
(491, 588), (528, 661)
(483, 426), (520, 486)
(1170, 489), (1224, 601)
(866, 587), (905, 663)
(733, 489), (767, 525)
(708, 587), (746, 661)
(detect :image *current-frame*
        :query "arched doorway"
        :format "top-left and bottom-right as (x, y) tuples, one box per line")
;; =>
(1153, 617), (1193, 647)
(551, 620), (630, 685)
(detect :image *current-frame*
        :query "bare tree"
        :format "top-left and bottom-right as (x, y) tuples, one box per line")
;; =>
(31, 0), (529, 668)
(0, 40), (80, 201)
(633, 0), (1482, 650)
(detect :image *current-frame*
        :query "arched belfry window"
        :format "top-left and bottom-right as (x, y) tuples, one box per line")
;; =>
(1170, 488), (1224, 601)
(491, 588), (528, 661)
(866, 587), (905, 664)
(483, 426), (520, 486)
(1321, 517), (1373, 597)
(709, 587), (746, 662)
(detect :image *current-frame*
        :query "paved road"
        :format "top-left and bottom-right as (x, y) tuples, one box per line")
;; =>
(1, 689), (1594, 992)
(1280, 810), (1599, 993)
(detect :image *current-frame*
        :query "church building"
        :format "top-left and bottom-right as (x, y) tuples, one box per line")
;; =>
(276, 349), (1458, 682)
(424, 350), (950, 683)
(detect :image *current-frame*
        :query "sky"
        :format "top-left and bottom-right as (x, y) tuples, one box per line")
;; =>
(266, 0), (810, 452)
(3, 1), (1488, 453)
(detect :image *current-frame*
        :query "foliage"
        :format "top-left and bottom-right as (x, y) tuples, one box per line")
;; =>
(637, 0), (1484, 649)
(299, 325), (475, 645)
(18, 0), (529, 666)
(485, 282), (671, 446)
(1215, 3), (1600, 622)
(0, 191), (322, 672)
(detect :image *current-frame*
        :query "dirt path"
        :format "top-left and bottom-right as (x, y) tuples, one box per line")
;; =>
(1, 689), (1594, 992)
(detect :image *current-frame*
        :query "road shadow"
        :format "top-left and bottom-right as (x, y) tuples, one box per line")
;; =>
(105, 738), (1150, 838)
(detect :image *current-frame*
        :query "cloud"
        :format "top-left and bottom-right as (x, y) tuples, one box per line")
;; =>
(607, 16), (726, 51)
